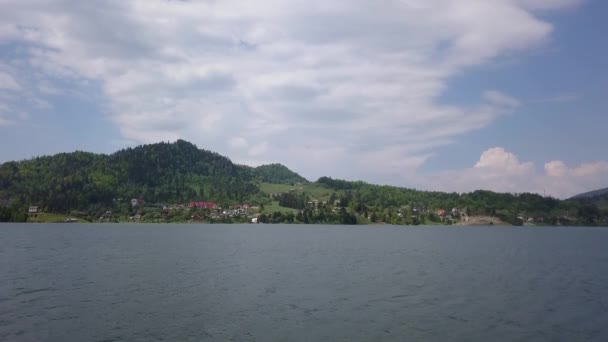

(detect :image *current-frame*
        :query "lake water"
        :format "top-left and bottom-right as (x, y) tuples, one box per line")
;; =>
(1, 224), (607, 342)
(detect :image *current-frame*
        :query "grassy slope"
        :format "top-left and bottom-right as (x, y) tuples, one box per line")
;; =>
(28, 213), (90, 223)
(262, 201), (298, 214)
(258, 182), (340, 214)
(259, 182), (339, 200)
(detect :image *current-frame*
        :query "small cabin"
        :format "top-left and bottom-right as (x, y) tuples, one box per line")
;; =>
(28, 206), (40, 214)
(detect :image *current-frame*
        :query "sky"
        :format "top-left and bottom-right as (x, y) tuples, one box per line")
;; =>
(0, 0), (606, 198)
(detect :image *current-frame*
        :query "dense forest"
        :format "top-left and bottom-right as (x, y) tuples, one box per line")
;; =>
(246, 164), (308, 185)
(571, 187), (608, 200)
(0, 140), (606, 225)
(0, 140), (299, 216)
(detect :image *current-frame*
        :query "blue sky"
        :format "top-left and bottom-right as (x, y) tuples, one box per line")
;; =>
(0, 0), (606, 198)
(427, 0), (608, 171)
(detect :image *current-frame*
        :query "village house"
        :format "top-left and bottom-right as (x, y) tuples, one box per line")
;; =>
(307, 199), (320, 208)
(28, 206), (40, 214)
(221, 204), (255, 217)
(189, 202), (218, 209)
(223, 209), (242, 217)
(436, 209), (446, 217)
(232, 204), (251, 210)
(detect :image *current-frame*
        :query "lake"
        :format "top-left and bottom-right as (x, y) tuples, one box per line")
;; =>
(1, 224), (607, 341)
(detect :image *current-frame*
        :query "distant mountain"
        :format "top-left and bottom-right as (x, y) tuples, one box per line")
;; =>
(249, 164), (308, 185)
(571, 187), (608, 212)
(571, 187), (608, 199)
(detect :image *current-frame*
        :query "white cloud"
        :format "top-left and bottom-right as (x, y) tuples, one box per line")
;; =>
(422, 147), (608, 198)
(518, 0), (583, 10)
(545, 160), (569, 177)
(0, 71), (20, 90)
(0, 117), (13, 126)
(229, 137), (248, 150)
(0, 101), (14, 126)
(248, 142), (270, 157)
(31, 98), (52, 110)
(426, 147), (538, 195)
(474, 147), (533, 174)
(535, 92), (582, 103)
(541, 160), (608, 198)
(483, 90), (522, 109)
(0, 0), (585, 193)
(546, 160), (608, 178)
(38, 80), (62, 95)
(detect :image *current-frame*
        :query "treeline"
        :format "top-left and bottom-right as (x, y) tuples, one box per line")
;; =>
(259, 207), (358, 225)
(275, 192), (307, 209)
(0, 140), (302, 213)
(0, 206), (28, 222)
(316, 177), (608, 226)
(247, 164), (308, 185)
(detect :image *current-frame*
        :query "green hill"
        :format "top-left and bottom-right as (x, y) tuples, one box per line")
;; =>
(0, 140), (293, 213)
(0, 140), (606, 225)
(248, 163), (308, 184)
(571, 187), (608, 199)
(571, 188), (608, 212)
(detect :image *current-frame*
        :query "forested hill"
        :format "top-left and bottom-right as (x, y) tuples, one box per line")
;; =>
(0, 140), (606, 226)
(0, 140), (302, 212)
(570, 188), (608, 213)
(571, 187), (608, 199)
(314, 177), (605, 225)
(247, 164), (308, 184)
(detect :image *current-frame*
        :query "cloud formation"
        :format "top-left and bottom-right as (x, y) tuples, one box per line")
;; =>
(424, 147), (608, 198)
(0, 0), (598, 197)
(0, 71), (20, 91)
